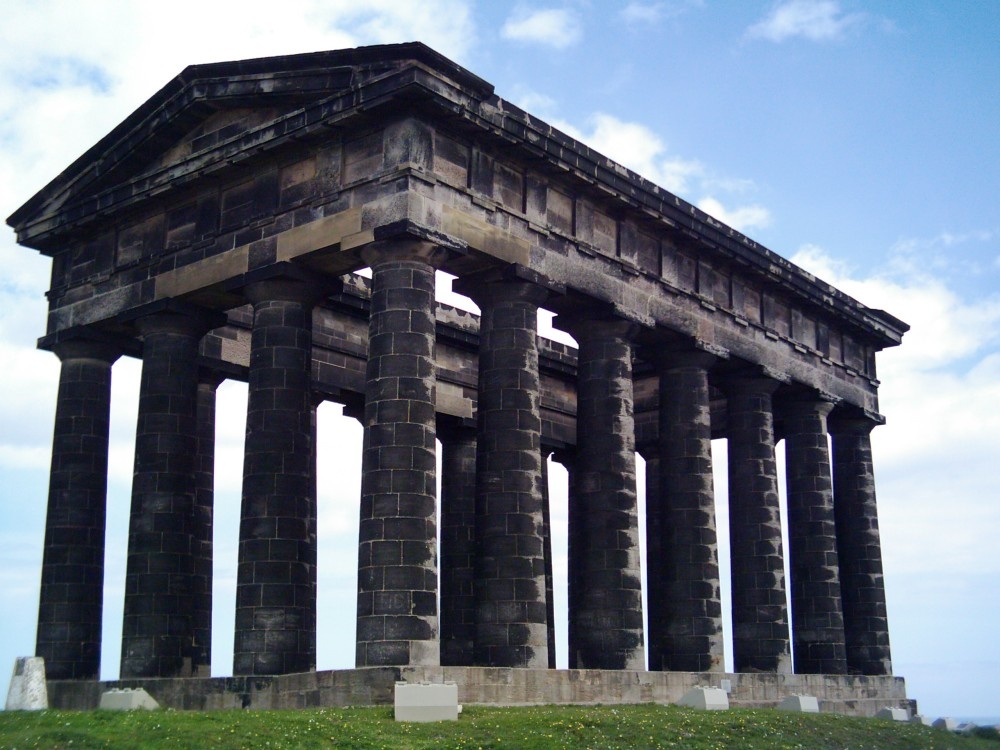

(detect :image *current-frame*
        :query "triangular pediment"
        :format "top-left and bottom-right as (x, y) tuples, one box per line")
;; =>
(151, 107), (284, 172)
(8, 43), (493, 249)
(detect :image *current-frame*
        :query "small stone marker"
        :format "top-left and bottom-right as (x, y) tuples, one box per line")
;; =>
(874, 707), (908, 721)
(932, 717), (958, 731)
(394, 681), (460, 722)
(5, 657), (48, 710)
(677, 686), (729, 711)
(910, 714), (933, 726)
(778, 695), (819, 713)
(99, 688), (160, 710)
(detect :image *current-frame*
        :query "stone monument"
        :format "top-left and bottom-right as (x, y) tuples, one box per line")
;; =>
(6, 42), (908, 713)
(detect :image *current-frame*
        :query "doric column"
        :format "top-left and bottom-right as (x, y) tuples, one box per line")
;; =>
(122, 308), (218, 678)
(36, 337), (120, 680)
(559, 316), (643, 670)
(439, 419), (477, 667)
(234, 274), (328, 676)
(356, 240), (445, 667)
(191, 374), (223, 676)
(782, 394), (847, 674)
(649, 348), (724, 672)
(830, 413), (893, 675)
(724, 374), (791, 673)
(458, 268), (552, 668)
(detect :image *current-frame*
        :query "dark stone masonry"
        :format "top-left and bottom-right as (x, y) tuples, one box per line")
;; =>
(8, 43), (907, 708)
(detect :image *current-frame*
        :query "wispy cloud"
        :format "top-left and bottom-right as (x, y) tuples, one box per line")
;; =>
(696, 196), (772, 232)
(501, 7), (583, 49)
(619, 1), (704, 26)
(746, 0), (865, 43)
(620, 2), (666, 25)
(543, 112), (772, 232)
(790, 243), (1000, 579)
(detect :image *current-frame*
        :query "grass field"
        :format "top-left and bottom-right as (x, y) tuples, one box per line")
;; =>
(1, 704), (999, 750)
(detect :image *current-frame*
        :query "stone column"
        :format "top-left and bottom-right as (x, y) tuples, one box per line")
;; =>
(462, 272), (550, 668)
(356, 240), (444, 667)
(122, 309), (216, 678)
(234, 276), (326, 676)
(191, 375), (222, 676)
(439, 419), (477, 667)
(725, 375), (791, 673)
(36, 338), (120, 680)
(649, 349), (724, 672)
(561, 318), (644, 670)
(782, 395), (847, 674)
(830, 414), (893, 675)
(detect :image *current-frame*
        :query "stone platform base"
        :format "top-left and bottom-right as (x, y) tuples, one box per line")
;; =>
(47, 667), (912, 717)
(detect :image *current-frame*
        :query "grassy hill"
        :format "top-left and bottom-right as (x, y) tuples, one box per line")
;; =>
(1, 703), (998, 749)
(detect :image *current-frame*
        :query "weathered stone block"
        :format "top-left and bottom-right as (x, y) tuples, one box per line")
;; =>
(677, 686), (729, 710)
(778, 695), (819, 713)
(5, 657), (48, 711)
(874, 706), (908, 721)
(99, 687), (160, 710)
(394, 681), (460, 722)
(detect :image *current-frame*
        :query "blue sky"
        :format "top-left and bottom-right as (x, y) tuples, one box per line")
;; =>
(1, 0), (998, 721)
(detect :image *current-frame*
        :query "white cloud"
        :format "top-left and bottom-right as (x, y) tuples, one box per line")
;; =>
(505, 85), (560, 116)
(697, 196), (772, 232)
(538, 112), (772, 232)
(549, 112), (704, 194)
(620, 1), (704, 26)
(501, 7), (583, 49)
(746, 0), (864, 42)
(621, 3), (666, 25)
(789, 244), (1000, 579)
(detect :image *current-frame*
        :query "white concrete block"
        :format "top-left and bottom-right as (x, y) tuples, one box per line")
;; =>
(5, 657), (48, 711)
(677, 686), (729, 711)
(874, 707), (908, 721)
(394, 681), (459, 722)
(957, 722), (979, 734)
(910, 714), (933, 726)
(778, 695), (819, 713)
(99, 688), (160, 710)
(932, 717), (958, 731)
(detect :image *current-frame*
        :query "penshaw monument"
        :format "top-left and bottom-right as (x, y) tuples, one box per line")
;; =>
(7, 43), (911, 713)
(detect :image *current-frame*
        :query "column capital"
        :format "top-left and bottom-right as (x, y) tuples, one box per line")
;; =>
(360, 238), (451, 269)
(720, 369), (784, 398)
(642, 339), (727, 372)
(828, 408), (885, 436)
(779, 390), (840, 422)
(436, 414), (476, 443)
(453, 263), (564, 308)
(552, 313), (640, 344)
(40, 328), (124, 364)
(241, 262), (341, 307)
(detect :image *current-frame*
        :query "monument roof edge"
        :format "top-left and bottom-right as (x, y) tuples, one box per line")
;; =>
(6, 42), (492, 234)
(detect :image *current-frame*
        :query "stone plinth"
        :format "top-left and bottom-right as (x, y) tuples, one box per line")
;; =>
(5, 657), (48, 710)
(394, 682), (460, 722)
(43, 667), (912, 717)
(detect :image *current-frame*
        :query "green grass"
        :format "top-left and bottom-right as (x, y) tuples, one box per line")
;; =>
(1, 704), (997, 750)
